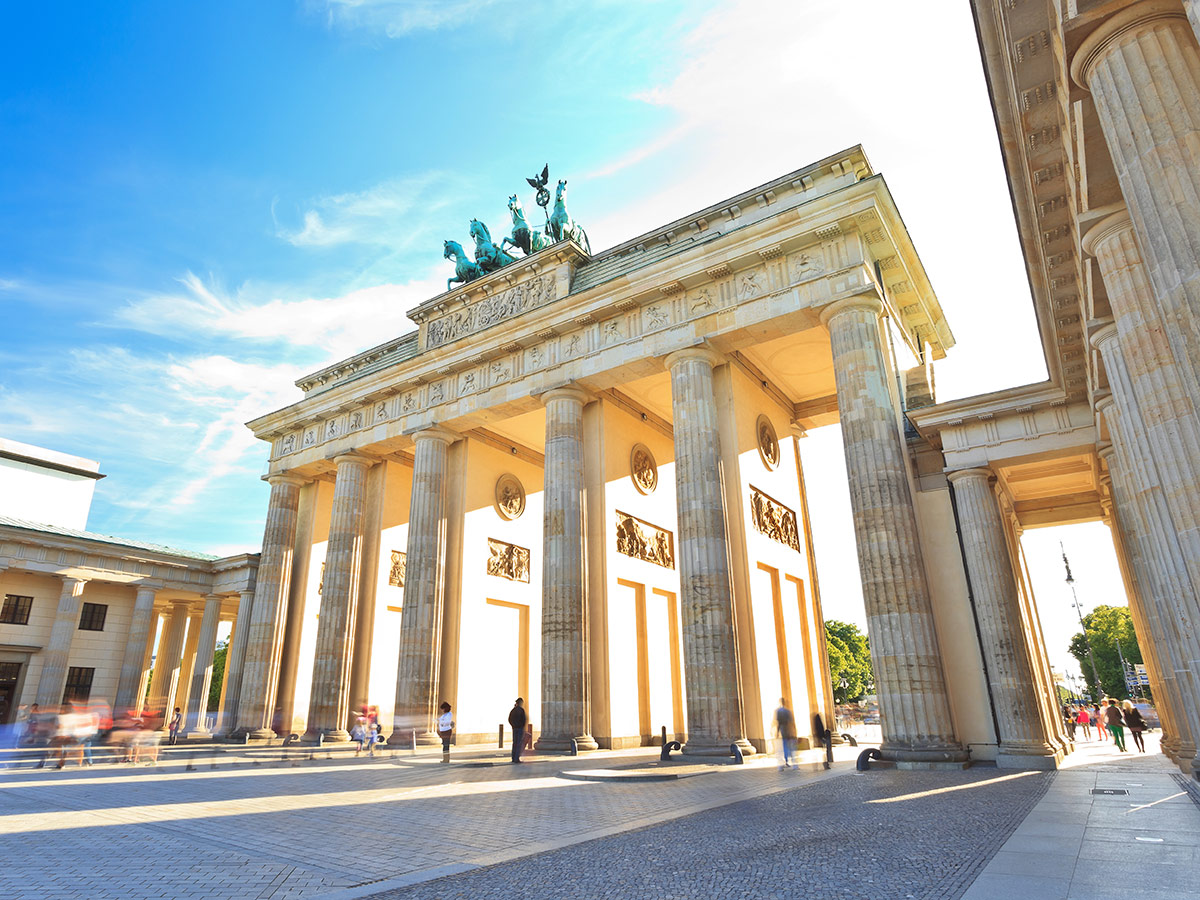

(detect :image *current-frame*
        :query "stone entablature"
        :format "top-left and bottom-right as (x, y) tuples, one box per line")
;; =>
(252, 150), (952, 473)
(0, 523), (257, 596)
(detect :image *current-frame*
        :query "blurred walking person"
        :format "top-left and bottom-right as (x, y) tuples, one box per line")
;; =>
(167, 707), (182, 745)
(1093, 703), (1107, 741)
(1122, 700), (1147, 753)
(773, 698), (797, 769)
(1075, 706), (1091, 740)
(1103, 699), (1126, 752)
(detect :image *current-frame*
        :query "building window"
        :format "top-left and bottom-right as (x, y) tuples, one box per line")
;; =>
(63, 666), (94, 703)
(78, 602), (108, 632)
(0, 595), (33, 626)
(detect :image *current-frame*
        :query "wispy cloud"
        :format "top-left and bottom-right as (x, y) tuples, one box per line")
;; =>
(306, 0), (502, 37)
(114, 270), (442, 363)
(274, 174), (455, 250)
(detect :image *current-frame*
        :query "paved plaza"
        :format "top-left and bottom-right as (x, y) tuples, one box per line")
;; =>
(0, 736), (1195, 900)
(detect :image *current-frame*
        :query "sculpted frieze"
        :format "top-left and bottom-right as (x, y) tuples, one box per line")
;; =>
(389, 550), (406, 587)
(615, 511), (674, 569)
(425, 273), (554, 350)
(487, 537), (531, 582)
(749, 485), (800, 552)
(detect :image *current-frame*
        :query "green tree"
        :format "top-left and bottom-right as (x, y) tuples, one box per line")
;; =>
(1069, 605), (1144, 701)
(825, 619), (873, 703)
(207, 639), (228, 711)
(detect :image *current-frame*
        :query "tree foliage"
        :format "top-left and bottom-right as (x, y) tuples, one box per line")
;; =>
(1069, 605), (1143, 701)
(825, 619), (873, 703)
(208, 640), (228, 711)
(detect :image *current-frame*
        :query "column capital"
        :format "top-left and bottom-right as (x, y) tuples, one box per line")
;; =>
(58, 575), (87, 592)
(168, 598), (191, 610)
(238, 588), (255, 602)
(946, 466), (995, 486)
(1081, 209), (1135, 257)
(1095, 393), (1117, 415)
(1097, 443), (1118, 463)
(266, 473), (308, 488)
(789, 421), (809, 440)
(818, 293), (883, 328)
(410, 426), (459, 446)
(203, 593), (224, 603)
(663, 345), (723, 372)
(1071, 0), (1188, 89)
(331, 451), (374, 469)
(1089, 321), (1120, 352)
(538, 384), (592, 406)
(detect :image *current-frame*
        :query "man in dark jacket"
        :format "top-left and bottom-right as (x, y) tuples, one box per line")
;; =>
(508, 698), (527, 764)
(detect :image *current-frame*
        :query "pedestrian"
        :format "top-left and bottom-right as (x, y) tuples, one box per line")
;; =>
(366, 722), (380, 757)
(773, 698), (797, 769)
(1076, 706), (1091, 740)
(508, 698), (527, 764)
(168, 707), (182, 745)
(1103, 699), (1126, 752)
(1122, 700), (1147, 753)
(1062, 705), (1077, 741)
(1093, 703), (1107, 741)
(350, 718), (367, 756)
(437, 702), (454, 764)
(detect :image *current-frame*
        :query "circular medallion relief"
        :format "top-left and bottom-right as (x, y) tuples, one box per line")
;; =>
(756, 415), (780, 471)
(495, 474), (526, 520)
(630, 443), (658, 494)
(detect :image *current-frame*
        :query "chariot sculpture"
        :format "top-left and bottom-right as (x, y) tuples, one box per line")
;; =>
(442, 164), (591, 291)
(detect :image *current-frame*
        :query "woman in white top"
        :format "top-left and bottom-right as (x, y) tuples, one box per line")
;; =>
(437, 702), (454, 763)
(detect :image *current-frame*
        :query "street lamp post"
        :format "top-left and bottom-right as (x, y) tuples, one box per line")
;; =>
(1062, 543), (1104, 700)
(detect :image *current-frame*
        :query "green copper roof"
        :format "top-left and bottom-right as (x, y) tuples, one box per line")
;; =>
(0, 515), (219, 562)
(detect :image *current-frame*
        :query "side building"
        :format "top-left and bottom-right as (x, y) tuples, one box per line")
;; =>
(0, 438), (258, 734)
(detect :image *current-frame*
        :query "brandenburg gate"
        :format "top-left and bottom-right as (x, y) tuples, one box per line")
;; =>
(228, 147), (1066, 766)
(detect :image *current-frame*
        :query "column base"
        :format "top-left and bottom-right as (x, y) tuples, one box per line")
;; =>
(535, 733), (599, 752)
(303, 728), (350, 744)
(682, 737), (756, 758)
(249, 728), (278, 741)
(880, 741), (969, 765)
(996, 746), (1063, 770)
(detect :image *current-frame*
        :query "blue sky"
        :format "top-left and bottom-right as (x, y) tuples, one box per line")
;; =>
(1, 1), (1124, 674)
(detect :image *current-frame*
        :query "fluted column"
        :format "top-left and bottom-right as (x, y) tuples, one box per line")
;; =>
(114, 586), (157, 713)
(535, 387), (598, 752)
(664, 350), (752, 757)
(220, 590), (255, 733)
(277, 481), (318, 733)
(1092, 336), (1200, 774)
(174, 613), (203, 719)
(35, 577), (88, 706)
(1099, 465), (1183, 760)
(948, 469), (1059, 767)
(185, 594), (223, 735)
(1073, 6), (1200, 585)
(237, 474), (305, 738)
(821, 295), (965, 762)
(394, 430), (456, 744)
(305, 453), (372, 742)
(147, 600), (189, 719)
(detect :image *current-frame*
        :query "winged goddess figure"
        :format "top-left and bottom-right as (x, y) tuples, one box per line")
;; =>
(527, 164), (552, 222)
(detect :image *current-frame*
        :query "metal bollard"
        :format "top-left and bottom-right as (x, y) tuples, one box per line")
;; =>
(499, 724), (505, 749)
(661, 725), (667, 747)
(569, 738), (578, 756)
(411, 729), (417, 755)
(856, 747), (883, 771)
(186, 751), (197, 772)
(730, 743), (743, 764)
(660, 740), (681, 761)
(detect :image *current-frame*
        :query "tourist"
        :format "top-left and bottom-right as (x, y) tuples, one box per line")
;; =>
(350, 718), (367, 756)
(167, 707), (182, 745)
(1122, 700), (1147, 753)
(1076, 706), (1091, 740)
(1093, 704), (1107, 740)
(508, 698), (527, 764)
(437, 702), (454, 764)
(773, 698), (797, 769)
(1103, 699), (1126, 752)
(1062, 705), (1077, 741)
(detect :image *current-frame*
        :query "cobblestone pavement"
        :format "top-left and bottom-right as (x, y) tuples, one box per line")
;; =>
(362, 767), (1054, 900)
(0, 743), (858, 900)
